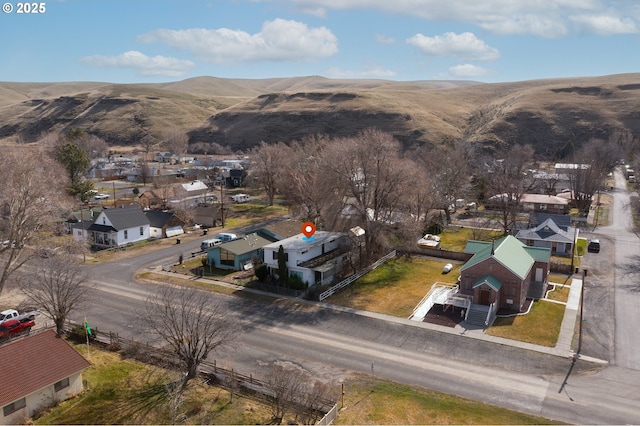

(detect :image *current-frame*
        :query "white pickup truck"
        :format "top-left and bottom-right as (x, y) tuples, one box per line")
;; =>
(0, 308), (38, 323)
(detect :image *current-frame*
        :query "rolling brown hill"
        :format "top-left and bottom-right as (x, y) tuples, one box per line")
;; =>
(1, 73), (638, 157)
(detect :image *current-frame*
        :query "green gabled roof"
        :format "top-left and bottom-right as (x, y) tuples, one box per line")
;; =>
(461, 235), (537, 280)
(472, 275), (502, 291)
(523, 246), (551, 263)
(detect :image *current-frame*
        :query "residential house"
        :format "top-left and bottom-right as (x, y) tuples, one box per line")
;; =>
(247, 219), (303, 242)
(192, 206), (228, 228)
(145, 210), (185, 239)
(486, 193), (569, 214)
(155, 152), (178, 163)
(458, 235), (551, 321)
(262, 231), (349, 287)
(520, 194), (569, 215)
(515, 214), (578, 256)
(0, 329), (91, 425)
(207, 232), (273, 271)
(87, 205), (150, 249)
(63, 208), (103, 234)
(138, 187), (178, 210)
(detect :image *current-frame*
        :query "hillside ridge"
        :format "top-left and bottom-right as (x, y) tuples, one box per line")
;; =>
(1, 73), (639, 157)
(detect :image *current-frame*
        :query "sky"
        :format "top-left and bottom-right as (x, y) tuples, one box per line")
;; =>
(1, 0), (639, 84)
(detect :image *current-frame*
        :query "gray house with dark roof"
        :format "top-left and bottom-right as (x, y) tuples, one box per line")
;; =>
(144, 210), (185, 239)
(87, 205), (150, 248)
(515, 216), (578, 256)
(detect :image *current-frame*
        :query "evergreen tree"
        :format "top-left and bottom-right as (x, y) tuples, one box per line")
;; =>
(277, 245), (288, 287)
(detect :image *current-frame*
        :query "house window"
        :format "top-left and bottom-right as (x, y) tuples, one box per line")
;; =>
(539, 204), (547, 210)
(102, 217), (106, 225)
(3, 398), (26, 416)
(220, 249), (235, 266)
(511, 287), (516, 296)
(271, 251), (288, 261)
(139, 226), (144, 236)
(54, 377), (70, 392)
(124, 230), (128, 240)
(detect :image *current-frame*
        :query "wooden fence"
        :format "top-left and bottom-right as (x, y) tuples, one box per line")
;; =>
(66, 324), (336, 424)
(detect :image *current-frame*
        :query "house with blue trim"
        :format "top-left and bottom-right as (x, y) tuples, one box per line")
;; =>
(207, 233), (273, 271)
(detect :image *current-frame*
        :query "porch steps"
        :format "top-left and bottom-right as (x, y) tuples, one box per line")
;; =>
(465, 305), (490, 326)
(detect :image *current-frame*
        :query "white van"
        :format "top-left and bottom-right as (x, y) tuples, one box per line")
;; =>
(216, 233), (238, 242)
(231, 194), (250, 203)
(200, 238), (223, 251)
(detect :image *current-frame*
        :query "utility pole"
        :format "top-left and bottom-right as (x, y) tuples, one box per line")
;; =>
(219, 180), (225, 228)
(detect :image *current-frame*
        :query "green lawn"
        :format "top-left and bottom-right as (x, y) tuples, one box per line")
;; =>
(487, 300), (565, 346)
(326, 257), (461, 317)
(546, 285), (570, 303)
(335, 375), (558, 425)
(439, 227), (503, 251)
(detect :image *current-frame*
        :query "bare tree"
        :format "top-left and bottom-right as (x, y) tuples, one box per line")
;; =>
(323, 129), (410, 259)
(420, 141), (474, 224)
(251, 141), (290, 205)
(567, 139), (620, 215)
(279, 136), (334, 224)
(163, 127), (189, 163)
(265, 364), (306, 424)
(0, 150), (69, 296)
(485, 144), (535, 234)
(21, 251), (91, 335)
(143, 286), (237, 392)
(265, 363), (334, 425)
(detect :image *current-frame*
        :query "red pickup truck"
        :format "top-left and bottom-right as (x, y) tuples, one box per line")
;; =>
(0, 317), (35, 339)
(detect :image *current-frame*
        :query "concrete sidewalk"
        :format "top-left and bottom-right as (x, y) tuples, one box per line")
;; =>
(152, 267), (607, 364)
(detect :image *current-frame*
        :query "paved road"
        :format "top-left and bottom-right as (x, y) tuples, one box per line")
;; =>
(602, 169), (640, 369)
(70, 213), (640, 424)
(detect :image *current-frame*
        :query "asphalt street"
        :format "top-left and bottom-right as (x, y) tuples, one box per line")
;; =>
(67, 187), (640, 424)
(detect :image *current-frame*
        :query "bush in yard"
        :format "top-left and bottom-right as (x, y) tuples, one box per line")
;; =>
(288, 275), (306, 290)
(255, 264), (268, 282)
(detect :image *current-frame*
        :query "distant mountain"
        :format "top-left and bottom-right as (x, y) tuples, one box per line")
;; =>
(1, 74), (638, 157)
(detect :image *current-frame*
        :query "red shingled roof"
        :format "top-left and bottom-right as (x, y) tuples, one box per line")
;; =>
(0, 329), (91, 406)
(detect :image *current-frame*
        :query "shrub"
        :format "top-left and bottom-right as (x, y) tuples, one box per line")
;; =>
(255, 264), (268, 282)
(288, 275), (307, 290)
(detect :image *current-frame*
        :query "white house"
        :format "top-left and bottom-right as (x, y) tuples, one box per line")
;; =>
(0, 330), (91, 425)
(263, 231), (349, 287)
(87, 205), (150, 248)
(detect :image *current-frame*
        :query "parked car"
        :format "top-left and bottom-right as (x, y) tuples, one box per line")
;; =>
(94, 193), (110, 200)
(0, 309), (19, 323)
(0, 318), (35, 338)
(200, 238), (223, 251)
(216, 232), (238, 242)
(587, 239), (600, 253)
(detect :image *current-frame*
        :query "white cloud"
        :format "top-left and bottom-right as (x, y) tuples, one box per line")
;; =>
(80, 51), (195, 77)
(570, 15), (639, 35)
(268, 0), (637, 37)
(375, 34), (396, 44)
(447, 63), (491, 78)
(327, 64), (397, 78)
(138, 19), (338, 64)
(407, 32), (500, 61)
